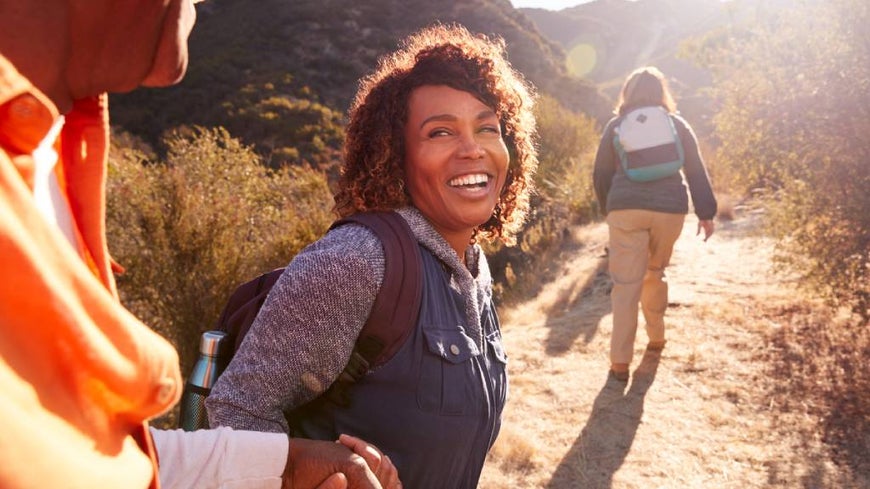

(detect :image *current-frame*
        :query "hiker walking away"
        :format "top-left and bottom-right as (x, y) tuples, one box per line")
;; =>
(592, 66), (717, 383)
(0, 1), (396, 487)
(206, 24), (540, 489)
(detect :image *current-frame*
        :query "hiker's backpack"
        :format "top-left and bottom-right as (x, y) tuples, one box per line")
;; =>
(178, 211), (423, 430)
(613, 105), (684, 182)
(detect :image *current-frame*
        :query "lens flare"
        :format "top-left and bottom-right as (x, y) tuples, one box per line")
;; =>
(567, 43), (597, 78)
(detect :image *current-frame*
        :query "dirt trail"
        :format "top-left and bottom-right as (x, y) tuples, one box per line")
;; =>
(478, 212), (856, 488)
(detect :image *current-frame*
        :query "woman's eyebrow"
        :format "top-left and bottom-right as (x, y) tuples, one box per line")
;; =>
(419, 113), (457, 128)
(476, 109), (498, 121)
(419, 109), (497, 129)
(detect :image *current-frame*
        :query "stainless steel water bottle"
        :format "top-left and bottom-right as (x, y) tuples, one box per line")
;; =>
(179, 330), (228, 431)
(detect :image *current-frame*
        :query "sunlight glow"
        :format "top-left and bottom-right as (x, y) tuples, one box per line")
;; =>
(566, 43), (597, 77)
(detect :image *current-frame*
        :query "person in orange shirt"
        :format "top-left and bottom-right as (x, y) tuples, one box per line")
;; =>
(0, 1), (398, 488)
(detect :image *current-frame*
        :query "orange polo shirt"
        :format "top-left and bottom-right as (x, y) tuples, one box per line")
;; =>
(0, 54), (181, 489)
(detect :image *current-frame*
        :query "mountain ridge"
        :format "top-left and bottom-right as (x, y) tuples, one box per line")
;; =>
(111, 0), (610, 164)
(110, 0), (746, 163)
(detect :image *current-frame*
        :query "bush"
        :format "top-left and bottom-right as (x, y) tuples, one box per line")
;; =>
(106, 127), (335, 374)
(226, 86), (346, 171)
(488, 95), (600, 301)
(700, 0), (870, 320)
(533, 95), (601, 221)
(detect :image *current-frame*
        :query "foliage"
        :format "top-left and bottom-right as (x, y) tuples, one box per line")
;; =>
(701, 0), (870, 319)
(532, 95), (600, 221)
(109, 68), (346, 173)
(488, 95), (600, 300)
(106, 127), (335, 374)
(224, 80), (346, 171)
(761, 303), (870, 478)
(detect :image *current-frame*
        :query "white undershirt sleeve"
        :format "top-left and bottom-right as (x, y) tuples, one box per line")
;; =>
(150, 427), (287, 489)
(32, 115), (79, 249)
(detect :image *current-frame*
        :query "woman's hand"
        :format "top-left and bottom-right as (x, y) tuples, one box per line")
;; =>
(697, 219), (715, 242)
(314, 473), (349, 489)
(338, 434), (402, 489)
(283, 437), (382, 489)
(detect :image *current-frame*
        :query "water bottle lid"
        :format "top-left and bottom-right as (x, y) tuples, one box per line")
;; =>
(199, 330), (228, 356)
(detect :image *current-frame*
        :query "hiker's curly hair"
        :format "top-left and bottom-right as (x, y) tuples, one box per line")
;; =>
(334, 23), (538, 245)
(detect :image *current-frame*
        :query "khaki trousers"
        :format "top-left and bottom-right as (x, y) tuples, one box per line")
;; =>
(606, 209), (685, 366)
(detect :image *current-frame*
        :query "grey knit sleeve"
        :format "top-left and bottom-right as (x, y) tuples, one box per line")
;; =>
(592, 117), (619, 215)
(673, 115), (718, 220)
(205, 224), (385, 433)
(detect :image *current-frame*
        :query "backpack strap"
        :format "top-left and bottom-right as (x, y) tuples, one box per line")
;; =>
(322, 210), (423, 405)
(183, 211), (424, 431)
(218, 267), (285, 353)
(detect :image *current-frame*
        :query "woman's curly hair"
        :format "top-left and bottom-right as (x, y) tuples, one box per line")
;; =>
(334, 23), (538, 246)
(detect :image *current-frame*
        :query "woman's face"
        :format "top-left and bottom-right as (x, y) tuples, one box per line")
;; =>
(403, 85), (509, 246)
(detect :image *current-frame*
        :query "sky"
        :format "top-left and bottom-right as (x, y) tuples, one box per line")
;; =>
(510, 0), (726, 8)
(509, 0), (593, 9)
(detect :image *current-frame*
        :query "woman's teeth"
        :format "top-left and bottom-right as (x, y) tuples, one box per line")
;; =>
(449, 173), (489, 188)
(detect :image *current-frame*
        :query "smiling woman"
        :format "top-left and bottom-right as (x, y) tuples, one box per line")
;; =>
(402, 85), (509, 255)
(206, 23), (540, 489)
(335, 24), (538, 246)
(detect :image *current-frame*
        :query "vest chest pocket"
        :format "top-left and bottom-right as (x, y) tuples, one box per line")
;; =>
(417, 327), (481, 415)
(485, 328), (508, 364)
(485, 328), (509, 413)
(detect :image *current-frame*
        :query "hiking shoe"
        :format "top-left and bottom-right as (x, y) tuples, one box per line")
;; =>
(608, 369), (629, 382)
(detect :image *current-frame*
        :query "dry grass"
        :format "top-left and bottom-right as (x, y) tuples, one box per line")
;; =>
(480, 210), (869, 488)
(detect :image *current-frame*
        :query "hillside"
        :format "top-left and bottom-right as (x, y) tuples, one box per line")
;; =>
(520, 0), (724, 86)
(110, 0), (785, 165)
(520, 0), (730, 135)
(109, 0), (611, 165)
(519, 0), (798, 137)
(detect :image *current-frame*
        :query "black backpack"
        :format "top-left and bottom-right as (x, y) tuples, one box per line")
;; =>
(179, 211), (423, 430)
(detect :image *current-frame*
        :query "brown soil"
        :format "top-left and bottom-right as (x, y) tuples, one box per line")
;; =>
(479, 212), (869, 489)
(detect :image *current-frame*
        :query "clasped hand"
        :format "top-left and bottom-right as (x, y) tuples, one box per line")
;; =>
(283, 434), (401, 489)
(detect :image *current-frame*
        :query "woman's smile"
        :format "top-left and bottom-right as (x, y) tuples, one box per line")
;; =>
(403, 84), (509, 254)
(448, 172), (492, 190)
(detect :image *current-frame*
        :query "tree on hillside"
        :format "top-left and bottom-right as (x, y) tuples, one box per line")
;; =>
(106, 128), (335, 373)
(700, 0), (869, 319)
(224, 79), (346, 171)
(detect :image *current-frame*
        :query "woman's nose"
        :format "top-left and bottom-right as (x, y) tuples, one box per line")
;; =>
(458, 135), (485, 159)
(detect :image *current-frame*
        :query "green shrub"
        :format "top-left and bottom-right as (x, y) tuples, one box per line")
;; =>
(532, 95), (600, 221)
(227, 89), (346, 171)
(701, 0), (870, 319)
(488, 95), (600, 301)
(106, 127), (335, 374)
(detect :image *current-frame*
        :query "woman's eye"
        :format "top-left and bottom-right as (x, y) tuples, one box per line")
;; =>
(480, 125), (501, 135)
(429, 128), (451, 138)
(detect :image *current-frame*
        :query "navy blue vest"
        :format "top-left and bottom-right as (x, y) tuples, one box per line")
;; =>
(290, 247), (508, 489)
